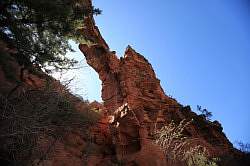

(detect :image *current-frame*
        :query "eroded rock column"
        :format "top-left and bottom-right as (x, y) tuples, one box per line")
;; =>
(79, 6), (234, 164)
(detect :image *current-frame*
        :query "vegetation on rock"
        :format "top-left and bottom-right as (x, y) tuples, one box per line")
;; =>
(0, 0), (101, 74)
(0, 82), (100, 165)
(0, 0), (249, 165)
(154, 119), (218, 166)
(197, 105), (212, 121)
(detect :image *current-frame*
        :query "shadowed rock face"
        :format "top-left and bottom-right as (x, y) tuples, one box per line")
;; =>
(0, 0), (247, 165)
(79, 7), (236, 165)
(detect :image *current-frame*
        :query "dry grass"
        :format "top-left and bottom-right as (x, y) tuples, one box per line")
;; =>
(0, 85), (100, 165)
(153, 119), (218, 166)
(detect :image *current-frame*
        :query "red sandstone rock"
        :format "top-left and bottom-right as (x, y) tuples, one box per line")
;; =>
(0, 0), (247, 165)
(79, 1), (237, 164)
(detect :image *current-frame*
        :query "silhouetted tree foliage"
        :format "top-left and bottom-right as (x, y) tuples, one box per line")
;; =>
(0, 0), (101, 73)
(236, 141), (250, 154)
(197, 105), (212, 121)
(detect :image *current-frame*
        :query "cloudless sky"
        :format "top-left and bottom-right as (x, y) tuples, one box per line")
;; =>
(64, 0), (250, 145)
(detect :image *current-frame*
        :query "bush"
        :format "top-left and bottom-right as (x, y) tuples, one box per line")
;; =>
(197, 105), (212, 121)
(153, 119), (218, 166)
(0, 86), (100, 165)
(235, 141), (250, 154)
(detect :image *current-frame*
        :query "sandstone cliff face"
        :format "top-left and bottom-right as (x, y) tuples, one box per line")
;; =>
(78, 2), (237, 164)
(80, 43), (235, 164)
(0, 0), (248, 165)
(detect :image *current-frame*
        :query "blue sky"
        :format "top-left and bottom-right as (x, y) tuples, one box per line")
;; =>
(65, 0), (250, 145)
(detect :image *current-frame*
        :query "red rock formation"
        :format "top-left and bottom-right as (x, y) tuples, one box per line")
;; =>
(0, 0), (248, 165)
(79, 1), (237, 164)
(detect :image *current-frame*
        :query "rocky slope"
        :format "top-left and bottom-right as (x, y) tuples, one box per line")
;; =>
(0, 0), (249, 165)
(79, 0), (249, 165)
(0, 43), (117, 166)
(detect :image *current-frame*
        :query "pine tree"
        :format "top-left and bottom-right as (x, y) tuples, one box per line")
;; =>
(0, 0), (101, 73)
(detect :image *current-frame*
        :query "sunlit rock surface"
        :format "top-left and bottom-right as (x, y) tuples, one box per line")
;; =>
(79, 3), (237, 164)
